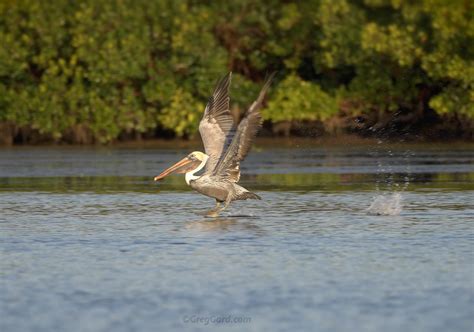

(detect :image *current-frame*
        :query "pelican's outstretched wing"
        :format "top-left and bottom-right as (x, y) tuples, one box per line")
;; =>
(199, 73), (235, 173)
(212, 74), (274, 183)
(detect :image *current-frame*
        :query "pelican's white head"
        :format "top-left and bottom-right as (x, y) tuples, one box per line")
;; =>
(154, 151), (208, 184)
(187, 151), (207, 162)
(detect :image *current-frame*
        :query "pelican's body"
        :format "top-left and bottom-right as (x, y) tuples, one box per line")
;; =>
(190, 173), (260, 203)
(154, 72), (272, 217)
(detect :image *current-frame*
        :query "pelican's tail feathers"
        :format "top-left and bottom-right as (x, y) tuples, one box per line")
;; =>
(239, 191), (261, 200)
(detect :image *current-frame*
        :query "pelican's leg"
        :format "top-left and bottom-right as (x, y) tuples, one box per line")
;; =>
(205, 195), (232, 218)
(216, 194), (233, 214)
(205, 200), (222, 217)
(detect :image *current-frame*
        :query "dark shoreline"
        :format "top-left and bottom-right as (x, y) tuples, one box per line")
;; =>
(1, 135), (473, 149)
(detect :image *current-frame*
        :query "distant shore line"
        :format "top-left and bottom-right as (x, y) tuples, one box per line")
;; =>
(1, 135), (473, 148)
(1, 114), (472, 146)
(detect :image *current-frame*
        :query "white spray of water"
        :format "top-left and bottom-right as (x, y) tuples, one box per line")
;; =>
(366, 141), (412, 216)
(367, 192), (403, 216)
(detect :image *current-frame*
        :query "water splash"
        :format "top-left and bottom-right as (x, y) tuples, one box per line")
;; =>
(367, 140), (412, 216)
(367, 192), (402, 216)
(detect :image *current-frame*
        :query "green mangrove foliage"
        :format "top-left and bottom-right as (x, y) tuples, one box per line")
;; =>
(263, 74), (338, 122)
(0, 0), (472, 144)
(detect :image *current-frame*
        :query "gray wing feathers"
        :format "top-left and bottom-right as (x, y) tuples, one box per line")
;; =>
(199, 73), (234, 173)
(213, 74), (274, 182)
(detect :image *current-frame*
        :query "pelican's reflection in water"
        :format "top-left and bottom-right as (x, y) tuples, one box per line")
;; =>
(183, 217), (263, 234)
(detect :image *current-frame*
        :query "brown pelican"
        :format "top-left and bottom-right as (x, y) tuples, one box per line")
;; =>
(154, 72), (273, 217)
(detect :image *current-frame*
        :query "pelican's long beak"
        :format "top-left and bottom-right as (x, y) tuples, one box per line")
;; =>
(154, 157), (197, 181)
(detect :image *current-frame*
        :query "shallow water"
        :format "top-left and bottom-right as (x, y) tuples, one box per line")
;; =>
(1, 144), (473, 332)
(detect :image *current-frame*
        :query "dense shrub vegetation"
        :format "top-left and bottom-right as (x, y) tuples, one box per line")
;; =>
(0, 0), (472, 144)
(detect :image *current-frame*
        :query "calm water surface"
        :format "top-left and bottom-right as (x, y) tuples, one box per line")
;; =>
(1, 143), (473, 332)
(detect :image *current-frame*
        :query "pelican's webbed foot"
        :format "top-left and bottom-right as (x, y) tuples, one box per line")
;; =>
(204, 200), (222, 218)
(205, 209), (221, 218)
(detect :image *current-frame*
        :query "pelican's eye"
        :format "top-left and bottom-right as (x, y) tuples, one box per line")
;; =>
(189, 154), (196, 160)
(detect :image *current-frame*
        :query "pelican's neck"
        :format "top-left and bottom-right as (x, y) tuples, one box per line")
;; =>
(185, 155), (208, 185)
